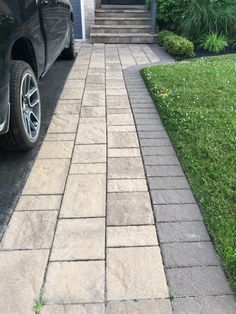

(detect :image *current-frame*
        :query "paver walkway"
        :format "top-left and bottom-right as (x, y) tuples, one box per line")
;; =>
(0, 43), (235, 314)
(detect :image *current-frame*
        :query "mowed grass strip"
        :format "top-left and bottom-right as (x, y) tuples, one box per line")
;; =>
(141, 55), (236, 293)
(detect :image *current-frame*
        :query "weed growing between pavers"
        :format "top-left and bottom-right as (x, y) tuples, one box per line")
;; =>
(141, 54), (236, 293)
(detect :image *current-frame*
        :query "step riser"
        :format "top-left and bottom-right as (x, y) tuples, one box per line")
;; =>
(91, 27), (151, 34)
(91, 36), (156, 44)
(96, 12), (149, 18)
(95, 19), (150, 26)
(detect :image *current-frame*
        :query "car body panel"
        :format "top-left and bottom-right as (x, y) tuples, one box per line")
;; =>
(0, 0), (73, 134)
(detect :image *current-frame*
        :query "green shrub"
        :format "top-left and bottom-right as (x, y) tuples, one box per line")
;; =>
(177, 0), (236, 42)
(158, 30), (175, 44)
(163, 35), (195, 57)
(201, 33), (228, 53)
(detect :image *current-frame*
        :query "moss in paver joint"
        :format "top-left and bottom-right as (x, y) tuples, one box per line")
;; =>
(141, 54), (236, 293)
(33, 298), (46, 314)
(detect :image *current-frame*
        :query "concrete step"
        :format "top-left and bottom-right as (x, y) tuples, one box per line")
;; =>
(91, 25), (151, 34)
(90, 33), (157, 44)
(101, 5), (145, 9)
(95, 17), (150, 26)
(95, 9), (149, 18)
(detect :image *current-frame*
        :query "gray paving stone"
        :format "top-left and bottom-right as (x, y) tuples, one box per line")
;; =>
(134, 113), (160, 120)
(137, 124), (165, 131)
(162, 242), (220, 267)
(172, 295), (236, 314)
(141, 146), (176, 156)
(146, 165), (184, 177)
(154, 204), (203, 222)
(135, 118), (162, 125)
(158, 222), (210, 243)
(149, 177), (188, 190)
(138, 131), (169, 139)
(166, 266), (233, 297)
(132, 108), (157, 114)
(151, 189), (196, 205)
(140, 138), (172, 147)
(143, 155), (180, 166)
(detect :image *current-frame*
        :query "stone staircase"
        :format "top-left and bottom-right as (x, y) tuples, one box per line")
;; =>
(90, 7), (156, 44)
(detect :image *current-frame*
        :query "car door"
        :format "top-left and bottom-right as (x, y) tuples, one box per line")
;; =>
(39, 0), (70, 67)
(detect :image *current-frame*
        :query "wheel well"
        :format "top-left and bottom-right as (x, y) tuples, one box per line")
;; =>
(70, 12), (74, 22)
(11, 38), (38, 78)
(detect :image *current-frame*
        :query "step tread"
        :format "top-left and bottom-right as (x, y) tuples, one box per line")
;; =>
(96, 9), (148, 13)
(95, 17), (150, 20)
(91, 25), (150, 29)
(90, 33), (154, 37)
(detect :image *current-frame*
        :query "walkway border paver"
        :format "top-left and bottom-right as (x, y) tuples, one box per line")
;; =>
(123, 47), (236, 314)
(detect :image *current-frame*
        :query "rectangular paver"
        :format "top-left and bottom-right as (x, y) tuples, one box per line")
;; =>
(60, 174), (106, 218)
(44, 261), (105, 303)
(107, 247), (169, 300)
(51, 218), (105, 261)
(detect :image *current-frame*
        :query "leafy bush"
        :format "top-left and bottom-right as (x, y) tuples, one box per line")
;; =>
(163, 34), (195, 57)
(145, 0), (236, 44)
(201, 33), (228, 53)
(158, 30), (175, 44)
(178, 0), (236, 42)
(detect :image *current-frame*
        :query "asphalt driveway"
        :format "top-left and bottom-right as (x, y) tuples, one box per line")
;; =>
(0, 58), (74, 238)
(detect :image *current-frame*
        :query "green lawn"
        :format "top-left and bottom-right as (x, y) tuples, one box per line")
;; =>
(141, 54), (236, 293)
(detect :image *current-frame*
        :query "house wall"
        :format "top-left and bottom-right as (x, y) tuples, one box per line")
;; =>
(84, 0), (96, 38)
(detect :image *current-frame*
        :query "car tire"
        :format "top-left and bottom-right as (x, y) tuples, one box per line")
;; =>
(61, 21), (76, 60)
(0, 61), (41, 152)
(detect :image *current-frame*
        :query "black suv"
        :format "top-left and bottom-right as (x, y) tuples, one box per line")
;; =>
(0, 0), (75, 151)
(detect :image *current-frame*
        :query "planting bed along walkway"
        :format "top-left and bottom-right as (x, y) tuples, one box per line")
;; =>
(0, 43), (235, 314)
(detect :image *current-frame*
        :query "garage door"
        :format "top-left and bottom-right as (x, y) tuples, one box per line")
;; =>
(70, 0), (82, 39)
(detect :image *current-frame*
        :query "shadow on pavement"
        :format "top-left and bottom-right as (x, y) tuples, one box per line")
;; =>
(0, 58), (74, 238)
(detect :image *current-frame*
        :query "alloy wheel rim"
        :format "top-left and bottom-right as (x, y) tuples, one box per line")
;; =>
(20, 72), (41, 141)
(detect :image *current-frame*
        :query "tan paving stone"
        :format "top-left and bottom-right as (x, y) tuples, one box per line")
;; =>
(107, 226), (158, 247)
(0, 211), (57, 250)
(54, 103), (81, 115)
(0, 250), (48, 314)
(86, 84), (105, 92)
(107, 108), (131, 114)
(108, 157), (145, 179)
(108, 132), (139, 148)
(106, 88), (127, 96)
(107, 114), (134, 126)
(44, 261), (105, 303)
(83, 90), (105, 107)
(48, 114), (79, 133)
(106, 96), (130, 108)
(70, 163), (106, 175)
(76, 124), (106, 144)
(67, 69), (87, 80)
(107, 247), (168, 300)
(23, 159), (70, 195)
(51, 218), (105, 261)
(41, 303), (105, 314)
(107, 192), (154, 226)
(72, 145), (106, 164)
(87, 73), (105, 84)
(108, 125), (135, 133)
(79, 117), (106, 124)
(64, 80), (85, 89)
(60, 88), (84, 100)
(108, 179), (147, 192)
(16, 195), (62, 211)
(60, 174), (106, 218)
(45, 133), (76, 142)
(38, 141), (74, 159)
(106, 299), (172, 314)
(81, 107), (105, 118)
(108, 148), (140, 158)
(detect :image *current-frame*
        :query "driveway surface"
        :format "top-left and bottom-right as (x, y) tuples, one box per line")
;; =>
(0, 43), (235, 314)
(0, 59), (74, 237)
